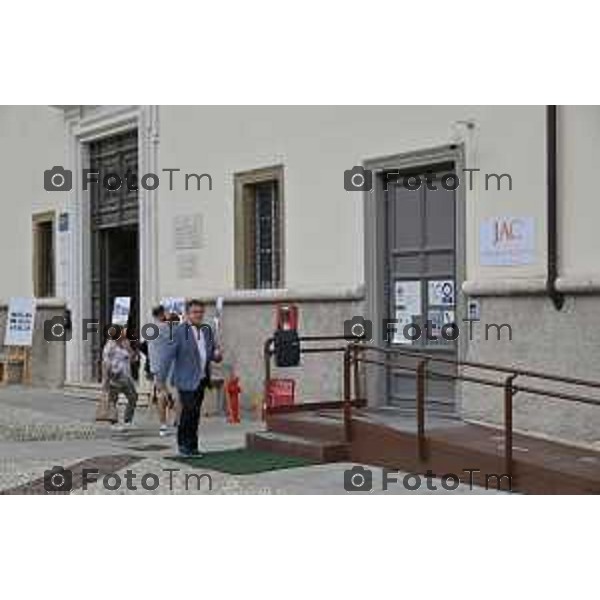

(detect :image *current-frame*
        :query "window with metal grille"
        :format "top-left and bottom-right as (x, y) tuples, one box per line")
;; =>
(235, 166), (284, 289)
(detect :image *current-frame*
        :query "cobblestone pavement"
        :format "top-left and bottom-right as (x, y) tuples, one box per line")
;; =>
(0, 386), (502, 495)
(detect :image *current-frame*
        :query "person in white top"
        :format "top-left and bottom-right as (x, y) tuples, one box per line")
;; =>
(101, 327), (138, 430)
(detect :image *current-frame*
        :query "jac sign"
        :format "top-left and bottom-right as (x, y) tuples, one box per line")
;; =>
(480, 217), (535, 266)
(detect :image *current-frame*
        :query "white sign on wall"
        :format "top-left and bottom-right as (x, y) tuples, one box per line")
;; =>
(4, 297), (36, 346)
(480, 216), (535, 266)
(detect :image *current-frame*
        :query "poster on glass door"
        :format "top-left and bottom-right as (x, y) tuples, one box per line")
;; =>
(428, 280), (454, 306)
(393, 280), (421, 345)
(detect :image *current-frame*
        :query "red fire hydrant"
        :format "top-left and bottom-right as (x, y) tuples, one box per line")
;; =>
(226, 375), (242, 424)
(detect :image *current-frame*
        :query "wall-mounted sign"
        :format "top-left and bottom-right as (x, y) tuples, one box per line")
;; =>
(467, 298), (481, 320)
(58, 212), (69, 232)
(4, 297), (36, 346)
(174, 213), (204, 250)
(480, 217), (535, 266)
(176, 253), (200, 280)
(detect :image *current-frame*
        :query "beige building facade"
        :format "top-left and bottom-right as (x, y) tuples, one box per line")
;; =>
(0, 105), (599, 445)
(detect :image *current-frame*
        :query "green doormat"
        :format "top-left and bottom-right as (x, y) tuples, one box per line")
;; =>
(167, 448), (318, 475)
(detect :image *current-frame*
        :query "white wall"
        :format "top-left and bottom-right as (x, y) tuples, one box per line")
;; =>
(0, 105), (66, 300)
(559, 105), (600, 284)
(157, 105), (548, 298)
(1, 105), (597, 304)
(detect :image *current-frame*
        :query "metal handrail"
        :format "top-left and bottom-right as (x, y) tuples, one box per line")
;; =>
(355, 353), (600, 405)
(262, 335), (353, 418)
(351, 341), (600, 480)
(357, 356), (507, 390)
(358, 343), (600, 391)
(262, 334), (600, 482)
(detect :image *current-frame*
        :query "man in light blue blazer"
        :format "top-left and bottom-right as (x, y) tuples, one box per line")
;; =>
(156, 299), (222, 456)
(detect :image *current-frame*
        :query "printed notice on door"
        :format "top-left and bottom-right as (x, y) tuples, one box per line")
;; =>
(428, 280), (454, 306)
(394, 280), (421, 314)
(393, 280), (421, 345)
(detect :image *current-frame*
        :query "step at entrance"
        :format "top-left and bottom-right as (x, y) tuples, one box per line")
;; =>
(266, 412), (346, 443)
(246, 430), (349, 463)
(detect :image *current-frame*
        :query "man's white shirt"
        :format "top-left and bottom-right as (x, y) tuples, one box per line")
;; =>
(195, 325), (207, 379)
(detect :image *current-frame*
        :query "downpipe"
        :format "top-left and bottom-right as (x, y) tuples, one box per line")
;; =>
(546, 105), (565, 311)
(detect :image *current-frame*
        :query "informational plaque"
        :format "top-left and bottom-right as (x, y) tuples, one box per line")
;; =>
(176, 253), (199, 280)
(174, 213), (204, 250)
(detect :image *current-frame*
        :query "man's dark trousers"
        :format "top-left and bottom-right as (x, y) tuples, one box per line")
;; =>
(177, 380), (207, 454)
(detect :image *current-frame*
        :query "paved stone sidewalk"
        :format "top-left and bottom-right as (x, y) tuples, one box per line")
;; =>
(0, 386), (503, 495)
(0, 386), (96, 442)
(70, 458), (502, 495)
